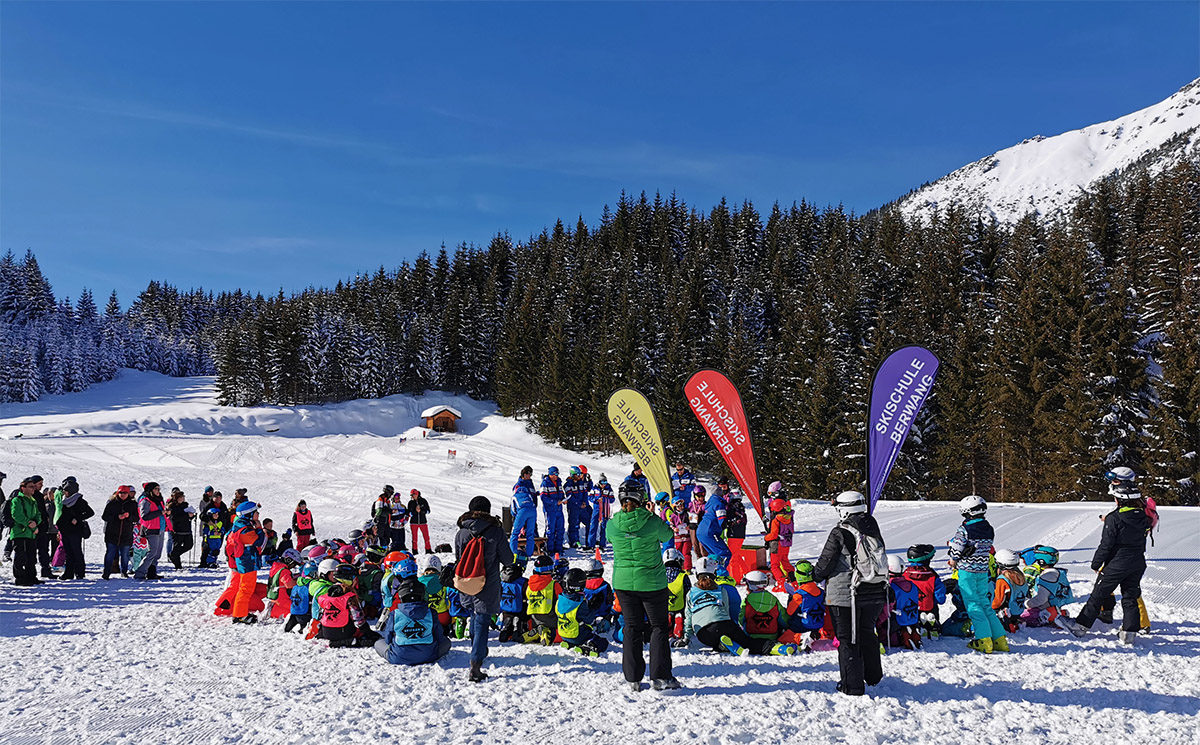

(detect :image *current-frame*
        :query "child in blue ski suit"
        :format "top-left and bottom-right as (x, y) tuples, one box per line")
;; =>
(556, 568), (610, 656)
(564, 467), (590, 549)
(374, 577), (451, 665)
(498, 562), (528, 642)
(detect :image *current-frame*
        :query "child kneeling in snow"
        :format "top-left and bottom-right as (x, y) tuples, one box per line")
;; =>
(1019, 545), (1073, 627)
(883, 555), (922, 650)
(684, 558), (776, 656)
(992, 549), (1030, 633)
(375, 577), (451, 665)
(556, 568), (610, 657)
(740, 570), (799, 655)
(317, 564), (380, 648)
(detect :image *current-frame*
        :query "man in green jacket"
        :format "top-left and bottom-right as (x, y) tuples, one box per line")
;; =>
(607, 479), (680, 692)
(10, 476), (43, 586)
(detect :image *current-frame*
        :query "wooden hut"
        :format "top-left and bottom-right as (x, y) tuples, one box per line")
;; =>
(421, 405), (463, 433)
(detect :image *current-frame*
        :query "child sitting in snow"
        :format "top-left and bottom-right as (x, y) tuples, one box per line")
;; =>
(417, 556), (450, 632)
(556, 568), (610, 657)
(739, 570), (799, 655)
(684, 557), (780, 655)
(581, 558), (613, 634)
(1019, 545), (1073, 627)
(374, 577), (451, 665)
(903, 544), (947, 639)
(286, 561), (317, 633)
(524, 555), (559, 645)
(498, 560), (528, 643)
(266, 548), (302, 620)
(784, 560), (828, 649)
(316, 564), (379, 648)
(992, 548), (1030, 633)
(883, 556), (922, 650)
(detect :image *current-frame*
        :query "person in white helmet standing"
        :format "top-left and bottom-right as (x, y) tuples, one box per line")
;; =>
(812, 491), (888, 696)
(947, 495), (1008, 654)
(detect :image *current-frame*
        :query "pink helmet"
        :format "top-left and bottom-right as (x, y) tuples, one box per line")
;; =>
(768, 481), (784, 494)
(306, 545), (327, 560)
(336, 545), (355, 561)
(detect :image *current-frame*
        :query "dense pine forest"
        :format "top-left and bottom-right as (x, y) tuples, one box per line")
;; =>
(2, 162), (1197, 505)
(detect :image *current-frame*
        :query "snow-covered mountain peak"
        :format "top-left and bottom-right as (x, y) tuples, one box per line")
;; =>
(899, 78), (1200, 224)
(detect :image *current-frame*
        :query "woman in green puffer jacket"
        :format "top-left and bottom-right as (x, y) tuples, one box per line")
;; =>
(606, 479), (679, 692)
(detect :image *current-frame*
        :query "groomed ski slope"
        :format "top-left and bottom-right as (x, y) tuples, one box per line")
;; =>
(1, 371), (1197, 745)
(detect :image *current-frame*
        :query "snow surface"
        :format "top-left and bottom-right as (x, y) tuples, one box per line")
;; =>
(899, 78), (1200, 224)
(1, 371), (1198, 745)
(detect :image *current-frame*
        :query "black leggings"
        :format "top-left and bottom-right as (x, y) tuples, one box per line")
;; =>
(615, 589), (672, 683)
(695, 619), (775, 655)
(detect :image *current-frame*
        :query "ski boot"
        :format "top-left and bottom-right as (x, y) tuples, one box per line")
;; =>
(719, 635), (748, 656)
(1118, 630), (1137, 645)
(1054, 615), (1087, 638)
(991, 636), (1010, 653)
(966, 637), (993, 654)
(771, 642), (799, 656)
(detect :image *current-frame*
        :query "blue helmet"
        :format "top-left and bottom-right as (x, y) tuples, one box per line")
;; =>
(547, 466), (559, 476)
(396, 557), (418, 579)
(569, 466), (581, 477)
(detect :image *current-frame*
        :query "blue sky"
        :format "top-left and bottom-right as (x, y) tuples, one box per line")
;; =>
(2, 2), (1197, 306)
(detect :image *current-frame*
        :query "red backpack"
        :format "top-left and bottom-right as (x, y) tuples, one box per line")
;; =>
(454, 535), (488, 596)
(225, 528), (247, 560)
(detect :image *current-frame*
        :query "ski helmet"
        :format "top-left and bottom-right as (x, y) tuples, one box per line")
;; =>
(365, 545), (387, 564)
(887, 554), (905, 575)
(728, 489), (742, 501)
(410, 488), (421, 497)
(547, 466), (559, 476)
(694, 556), (721, 577)
(834, 491), (868, 519)
(348, 529), (363, 542)
(300, 560), (318, 579)
(1105, 466), (1136, 482)
(744, 570), (771, 591)
(959, 495), (987, 518)
(307, 545), (328, 560)
(333, 563), (358, 587)
(1109, 482), (1143, 502)
(281, 548), (303, 567)
(618, 480), (645, 505)
(661, 548), (684, 568)
(381, 551), (404, 572)
(235, 501), (258, 517)
(383, 484), (395, 496)
(397, 557), (418, 579)
(317, 558), (340, 578)
(994, 549), (1020, 569)
(564, 568), (587, 594)
(208, 507), (220, 516)
(532, 555), (554, 574)
(598, 474), (608, 485)
(692, 485), (707, 499)
(768, 480), (784, 495)
(769, 498), (787, 514)
(583, 558), (603, 578)
(1020, 545), (1059, 568)
(336, 546), (355, 561)
(552, 557), (570, 580)
(398, 576), (425, 604)
(424, 555), (443, 572)
(579, 465), (588, 475)
(792, 560), (814, 584)
(500, 563), (522, 582)
(569, 466), (581, 477)
(655, 492), (670, 505)
(907, 544), (936, 564)
(671, 496), (686, 511)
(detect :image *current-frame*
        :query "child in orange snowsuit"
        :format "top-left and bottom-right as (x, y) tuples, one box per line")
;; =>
(764, 498), (794, 591)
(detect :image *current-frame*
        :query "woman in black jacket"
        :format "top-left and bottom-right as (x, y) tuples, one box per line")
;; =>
(56, 477), (95, 580)
(102, 486), (138, 578)
(167, 490), (196, 569)
(408, 489), (433, 553)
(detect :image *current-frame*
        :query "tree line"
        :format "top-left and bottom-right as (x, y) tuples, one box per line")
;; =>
(3, 161), (1196, 505)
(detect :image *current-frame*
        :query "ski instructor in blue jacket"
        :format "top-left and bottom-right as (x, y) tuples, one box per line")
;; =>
(510, 466), (538, 556)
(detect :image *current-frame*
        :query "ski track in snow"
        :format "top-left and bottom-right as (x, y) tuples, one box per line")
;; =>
(1, 371), (1198, 744)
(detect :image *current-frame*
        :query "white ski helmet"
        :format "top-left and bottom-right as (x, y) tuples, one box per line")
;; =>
(317, 558), (340, 578)
(583, 558), (603, 577)
(1109, 482), (1143, 502)
(994, 549), (1020, 569)
(661, 548), (685, 566)
(694, 556), (721, 577)
(424, 555), (443, 572)
(744, 570), (771, 590)
(887, 554), (905, 574)
(834, 491), (868, 519)
(768, 481), (784, 494)
(959, 495), (987, 518)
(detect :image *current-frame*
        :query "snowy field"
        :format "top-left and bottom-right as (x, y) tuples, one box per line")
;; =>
(0, 371), (1198, 745)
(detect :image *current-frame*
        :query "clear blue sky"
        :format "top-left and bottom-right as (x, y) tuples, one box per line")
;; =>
(2, 2), (1197, 306)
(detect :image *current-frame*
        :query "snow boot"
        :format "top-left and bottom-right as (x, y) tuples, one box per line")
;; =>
(991, 636), (1010, 653)
(719, 635), (748, 657)
(628, 681), (642, 693)
(1118, 630), (1137, 645)
(651, 678), (682, 691)
(1097, 609), (1114, 625)
(1054, 615), (1087, 638)
(967, 637), (993, 654)
(468, 661), (488, 683)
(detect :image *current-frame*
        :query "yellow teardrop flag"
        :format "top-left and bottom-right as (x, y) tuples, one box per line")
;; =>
(606, 388), (672, 501)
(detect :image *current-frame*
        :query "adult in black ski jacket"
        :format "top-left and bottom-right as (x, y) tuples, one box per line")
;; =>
(1069, 492), (1152, 635)
(812, 492), (887, 696)
(56, 478), (95, 580)
(167, 493), (196, 569)
(102, 487), (137, 578)
(454, 496), (514, 683)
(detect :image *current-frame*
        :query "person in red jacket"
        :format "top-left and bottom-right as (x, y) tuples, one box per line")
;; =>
(292, 500), (315, 549)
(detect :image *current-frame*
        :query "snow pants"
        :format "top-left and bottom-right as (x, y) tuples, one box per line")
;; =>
(959, 569), (1005, 640)
(770, 547), (793, 587)
(510, 509), (538, 556)
(829, 603), (884, 695)
(12, 537), (36, 584)
(588, 516), (608, 550)
(1076, 565), (1145, 632)
(615, 589), (672, 683)
(37, 530), (58, 574)
(673, 536), (693, 571)
(543, 508), (564, 555)
(697, 531), (730, 567)
(60, 533), (86, 579)
(231, 570), (258, 618)
(389, 529), (408, 552)
(134, 533), (163, 580)
(726, 537), (745, 583)
(566, 503), (586, 547)
(411, 524), (432, 552)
